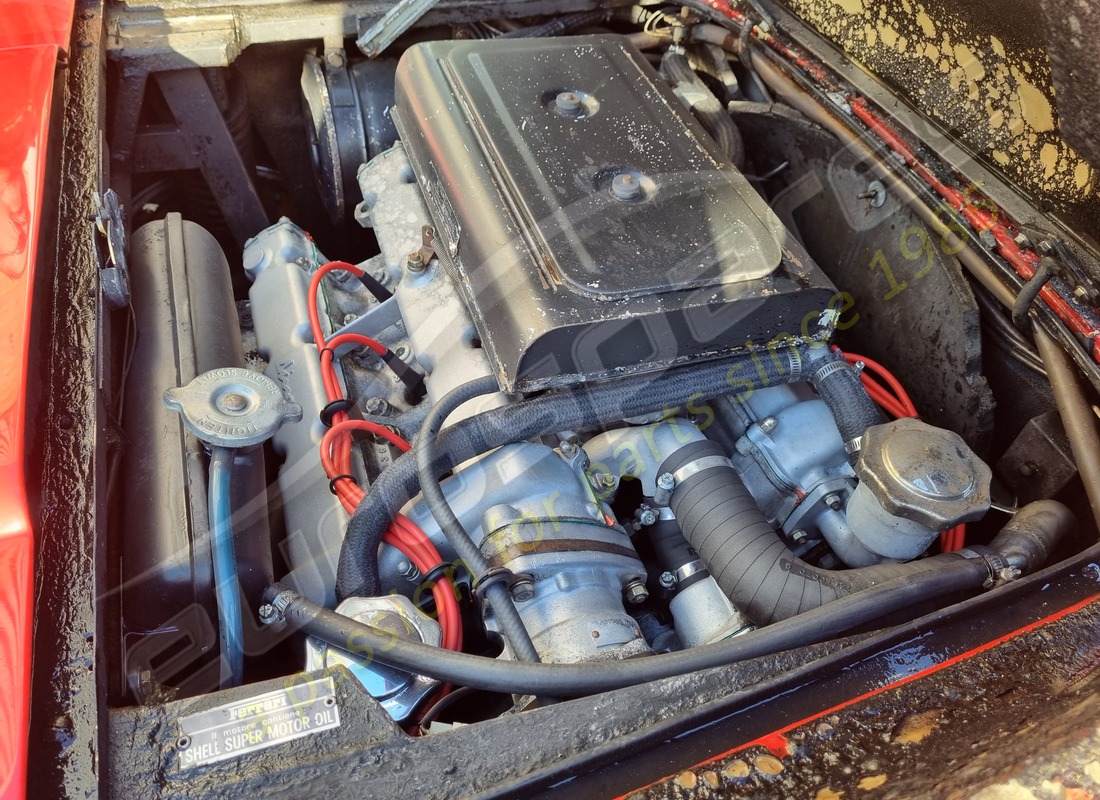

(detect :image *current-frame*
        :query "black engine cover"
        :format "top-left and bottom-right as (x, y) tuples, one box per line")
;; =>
(393, 35), (838, 391)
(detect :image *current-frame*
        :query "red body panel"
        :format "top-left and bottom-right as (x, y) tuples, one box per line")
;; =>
(0, 2), (75, 798)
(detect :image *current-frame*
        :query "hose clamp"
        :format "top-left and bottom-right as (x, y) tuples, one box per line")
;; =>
(258, 589), (298, 626)
(671, 455), (733, 485)
(843, 436), (863, 456)
(957, 545), (1016, 588)
(674, 560), (708, 584)
(786, 346), (803, 383)
(810, 358), (849, 383)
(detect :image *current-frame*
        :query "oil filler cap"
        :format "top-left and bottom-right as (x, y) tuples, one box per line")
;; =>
(164, 367), (303, 448)
(856, 417), (992, 529)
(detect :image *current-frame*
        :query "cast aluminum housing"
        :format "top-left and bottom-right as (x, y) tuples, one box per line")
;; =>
(392, 35), (839, 392)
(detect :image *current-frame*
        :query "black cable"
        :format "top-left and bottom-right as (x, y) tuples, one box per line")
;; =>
(270, 558), (994, 697)
(497, 9), (609, 39)
(415, 376), (542, 664)
(380, 349), (427, 403)
(357, 271), (392, 303)
(417, 686), (480, 734)
(974, 285), (1048, 377)
(1012, 257), (1055, 330)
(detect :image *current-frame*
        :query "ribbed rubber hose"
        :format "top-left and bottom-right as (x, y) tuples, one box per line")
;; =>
(497, 10), (608, 39)
(661, 437), (1076, 626)
(417, 376), (541, 663)
(661, 51), (746, 169)
(338, 345), (816, 599)
(807, 358), (883, 462)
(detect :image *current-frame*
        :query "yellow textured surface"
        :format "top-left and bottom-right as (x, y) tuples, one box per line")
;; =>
(784, 0), (1095, 206)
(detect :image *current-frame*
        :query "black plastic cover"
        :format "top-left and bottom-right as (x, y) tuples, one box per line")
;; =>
(393, 35), (837, 391)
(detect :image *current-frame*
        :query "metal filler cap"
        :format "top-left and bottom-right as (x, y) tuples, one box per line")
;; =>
(856, 417), (992, 529)
(164, 367), (303, 448)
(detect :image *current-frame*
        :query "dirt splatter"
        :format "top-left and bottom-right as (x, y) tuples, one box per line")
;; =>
(893, 709), (943, 744)
(784, 0), (1095, 206)
(857, 774), (888, 790)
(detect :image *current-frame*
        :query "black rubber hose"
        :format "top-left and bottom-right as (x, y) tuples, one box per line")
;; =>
(808, 358), (884, 462)
(417, 376), (541, 663)
(661, 439), (1076, 626)
(337, 345), (809, 599)
(660, 51), (746, 169)
(271, 558), (994, 697)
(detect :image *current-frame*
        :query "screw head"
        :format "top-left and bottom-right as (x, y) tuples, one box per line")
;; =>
(611, 172), (643, 201)
(555, 91), (583, 116)
(511, 577), (535, 602)
(406, 251), (426, 273)
(258, 604), (277, 624)
(824, 493), (843, 511)
(791, 529), (808, 544)
(659, 571), (677, 590)
(364, 397), (390, 416)
(637, 507), (657, 526)
(625, 579), (649, 605)
(758, 416), (778, 434)
(657, 472), (676, 491)
(559, 440), (579, 458)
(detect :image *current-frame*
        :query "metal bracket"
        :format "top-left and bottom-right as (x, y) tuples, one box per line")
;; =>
(356, 0), (444, 57)
(91, 189), (131, 309)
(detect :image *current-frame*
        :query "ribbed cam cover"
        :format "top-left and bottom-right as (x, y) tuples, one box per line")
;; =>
(392, 35), (838, 392)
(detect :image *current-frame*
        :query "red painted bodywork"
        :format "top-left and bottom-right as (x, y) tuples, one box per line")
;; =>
(0, 2), (75, 798)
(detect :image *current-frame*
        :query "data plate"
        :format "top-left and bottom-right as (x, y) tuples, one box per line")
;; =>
(175, 676), (340, 769)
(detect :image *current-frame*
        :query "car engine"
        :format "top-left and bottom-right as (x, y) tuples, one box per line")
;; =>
(97, 2), (1090, 774)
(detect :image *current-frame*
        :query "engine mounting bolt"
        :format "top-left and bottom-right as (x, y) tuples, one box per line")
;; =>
(659, 571), (677, 590)
(637, 506), (658, 527)
(554, 90), (583, 116)
(396, 559), (421, 583)
(511, 577), (535, 602)
(824, 493), (843, 511)
(590, 472), (616, 492)
(611, 172), (643, 201)
(217, 392), (249, 413)
(406, 251), (426, 273)
(625, 579), (649, 605)
(758, 416), (778, 434)
(790, 529), (808, 543)
(364, 397), (391, 416)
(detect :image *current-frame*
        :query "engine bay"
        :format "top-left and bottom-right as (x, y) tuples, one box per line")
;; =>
(78, 1), (1100, 791)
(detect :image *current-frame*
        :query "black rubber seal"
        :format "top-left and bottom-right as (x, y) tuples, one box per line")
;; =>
(320, 398), (355, 427)
(328, 474), (357, 494)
